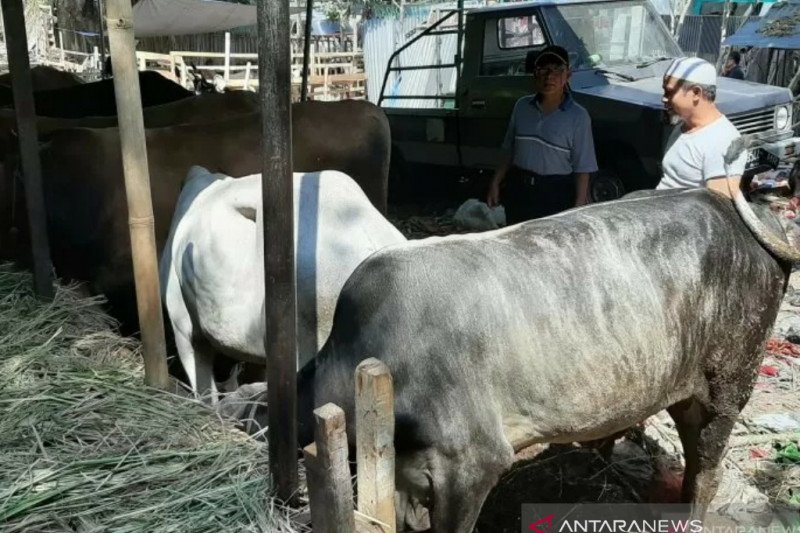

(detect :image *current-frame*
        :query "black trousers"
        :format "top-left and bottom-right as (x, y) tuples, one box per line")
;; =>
(503, 166), (576, 225)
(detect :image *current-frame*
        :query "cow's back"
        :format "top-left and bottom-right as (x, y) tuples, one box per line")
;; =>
(293, 100), (390, 214)
(31, 71), (192, 118)
(306, 190), (788, 448)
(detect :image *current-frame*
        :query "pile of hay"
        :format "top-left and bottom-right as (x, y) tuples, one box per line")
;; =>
(0, 265), (305, 533)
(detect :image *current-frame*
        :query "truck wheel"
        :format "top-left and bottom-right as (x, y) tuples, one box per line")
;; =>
(591, 171), (625, 203)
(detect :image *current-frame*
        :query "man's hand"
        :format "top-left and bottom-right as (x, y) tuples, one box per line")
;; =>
(575, 172), (591, 207)
(488, 156), (512, 207)
(487, 180), (501, 207)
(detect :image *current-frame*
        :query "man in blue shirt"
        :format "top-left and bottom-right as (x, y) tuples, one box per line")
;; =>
(487, 45), (598, 224)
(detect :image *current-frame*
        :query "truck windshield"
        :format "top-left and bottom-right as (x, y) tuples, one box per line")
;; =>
(540, 1), (681, 70)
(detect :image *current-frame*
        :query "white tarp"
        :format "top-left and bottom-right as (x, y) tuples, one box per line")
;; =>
(132, 0), (257, 37)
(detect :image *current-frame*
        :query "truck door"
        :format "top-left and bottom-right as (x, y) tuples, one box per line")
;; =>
(458, 11), (546, 171)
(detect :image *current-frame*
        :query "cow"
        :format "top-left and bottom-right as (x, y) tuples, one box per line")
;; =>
(0, 71), (192, 117)
(0, 91), (261, 265)
(3, 100), (390, 330)
(296, 187), (799, 532)
(0, 91), (259, 157)
(0, 65), (83, 91)
(160, 166), (406, 397)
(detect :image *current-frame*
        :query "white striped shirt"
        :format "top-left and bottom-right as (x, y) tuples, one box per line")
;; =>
(502, 93), (598, 176)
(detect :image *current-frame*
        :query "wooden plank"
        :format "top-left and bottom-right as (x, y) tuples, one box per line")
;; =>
(257, 0), (298, 502)
(1, 0), (54, 298)
(355, 359), (396, 533)
(106, 0), (169, 390)
(304, 403), (356, 533)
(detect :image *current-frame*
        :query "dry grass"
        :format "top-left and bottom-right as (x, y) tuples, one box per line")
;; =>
(0, 264), (307, 533)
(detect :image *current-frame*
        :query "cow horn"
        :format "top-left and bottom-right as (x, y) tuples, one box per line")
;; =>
(725, 137), (800, 263)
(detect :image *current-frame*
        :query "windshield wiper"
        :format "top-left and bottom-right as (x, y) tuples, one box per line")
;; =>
(594, 69), (636, 82)
(636, 56), (673, 69)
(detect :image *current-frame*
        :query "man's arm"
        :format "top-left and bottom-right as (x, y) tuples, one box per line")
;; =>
(705, 175), (742, 199)
(488, 154), (512, 207)
(488, 102), (519, 207)
(571, 111), (598, 207)
(574, 172), (590, 206)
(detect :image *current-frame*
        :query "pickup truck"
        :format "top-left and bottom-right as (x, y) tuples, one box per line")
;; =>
(379, 0), (800, 202)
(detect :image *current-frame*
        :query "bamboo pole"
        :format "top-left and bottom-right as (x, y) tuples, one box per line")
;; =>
(257, 0), (298, 501)
(1, 0), (54, 299)
(105, 0), (169, 390)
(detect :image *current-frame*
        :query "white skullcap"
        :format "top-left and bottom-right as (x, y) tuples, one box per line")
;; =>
(664, 57), (717, 86)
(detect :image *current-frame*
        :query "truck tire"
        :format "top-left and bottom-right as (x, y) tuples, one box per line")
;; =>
(591, 170), (626, 203)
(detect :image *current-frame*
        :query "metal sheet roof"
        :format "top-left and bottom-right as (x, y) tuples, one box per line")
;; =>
(723, 0), (800, 48)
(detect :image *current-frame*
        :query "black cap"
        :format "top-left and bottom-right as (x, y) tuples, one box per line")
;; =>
(525, 45), (570, 74)
(535, 45), (570, 68)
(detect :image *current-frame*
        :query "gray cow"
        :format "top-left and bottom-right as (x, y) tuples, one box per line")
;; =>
(297, 188), (798, 532)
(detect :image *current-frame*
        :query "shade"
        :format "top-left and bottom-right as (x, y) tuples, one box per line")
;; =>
(132, 0), (303, 37)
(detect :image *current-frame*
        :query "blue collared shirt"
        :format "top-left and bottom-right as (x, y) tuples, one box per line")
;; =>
(502, 93), (598, 176)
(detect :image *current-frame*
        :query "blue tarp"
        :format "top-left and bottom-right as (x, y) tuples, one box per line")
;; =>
(723, 0), (800, 48)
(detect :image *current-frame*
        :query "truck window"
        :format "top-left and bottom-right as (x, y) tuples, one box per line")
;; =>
(541, 1), (680, 69)
(481, 14), (546, 76)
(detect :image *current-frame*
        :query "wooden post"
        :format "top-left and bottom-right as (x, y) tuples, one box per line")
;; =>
(1, 0), (54, 298)
(243, 61), (252, 90)
(180, 59), (188, 89)
(257, 0), (298, 501)
(300, 0), (314, 101)
(58, 30), (65, 65)
(105, 0), (170, 390)
(356, 359), (396, 532)
(94, 45), (100, 69)
(303, 404), (356, 533)
(224, 31), (231, 83)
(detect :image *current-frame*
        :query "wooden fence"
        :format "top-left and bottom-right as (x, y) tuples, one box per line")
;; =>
(304, 358), (396, 533)
(133, 32), (366, 101)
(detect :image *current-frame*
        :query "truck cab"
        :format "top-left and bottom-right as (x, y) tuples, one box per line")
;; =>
(380, 0), (798, 201)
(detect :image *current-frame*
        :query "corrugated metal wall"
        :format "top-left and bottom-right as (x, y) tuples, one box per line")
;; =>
(669, 15), (754, 63)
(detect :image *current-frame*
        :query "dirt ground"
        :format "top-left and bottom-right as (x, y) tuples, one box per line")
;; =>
(387, 200), (800, 532)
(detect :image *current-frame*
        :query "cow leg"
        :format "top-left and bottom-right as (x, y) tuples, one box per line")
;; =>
(174, 329), (217, 402)
(667, 397), (736, 510)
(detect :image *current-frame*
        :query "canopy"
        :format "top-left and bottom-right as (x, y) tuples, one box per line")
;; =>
(132, 0), (305, 37)
(723, 0), (800, 48)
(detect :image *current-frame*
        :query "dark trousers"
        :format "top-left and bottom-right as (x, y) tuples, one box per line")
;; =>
(503, 166), (576, 225)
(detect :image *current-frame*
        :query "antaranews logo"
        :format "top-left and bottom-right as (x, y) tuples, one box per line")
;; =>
(528, 514), (555, 533)
(521, 504), (800, 533)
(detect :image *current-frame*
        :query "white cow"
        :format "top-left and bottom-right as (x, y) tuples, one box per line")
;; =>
(160, 166), (406, 397)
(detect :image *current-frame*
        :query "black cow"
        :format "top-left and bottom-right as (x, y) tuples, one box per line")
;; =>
(298, 188), (797, 532)
(0, 71), (191, 117)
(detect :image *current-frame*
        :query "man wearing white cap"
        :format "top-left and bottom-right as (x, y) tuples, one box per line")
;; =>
(657, 57), (747, 197)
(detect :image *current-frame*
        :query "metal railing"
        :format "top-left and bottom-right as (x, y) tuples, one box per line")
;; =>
(377, 8), (462, 107)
